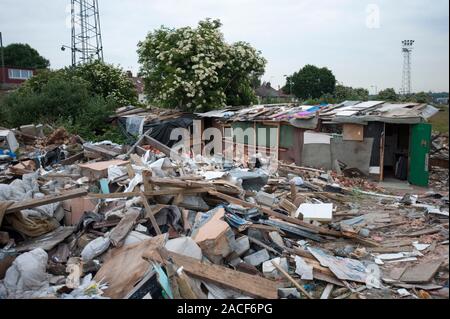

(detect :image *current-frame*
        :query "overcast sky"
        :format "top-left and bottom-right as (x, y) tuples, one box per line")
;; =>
(1, 0), (448, 93)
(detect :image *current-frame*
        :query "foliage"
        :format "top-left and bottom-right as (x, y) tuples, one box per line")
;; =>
(285, 65), (336, 100)
(2, 43), (50, 69)
(377, 88), (398, 102)
(137, 19), (266, 111)
(410, 91), (432, 104)
(67, 61), (138, 106)
(0, 71), (124, 143)
(335, 85), (369, 102)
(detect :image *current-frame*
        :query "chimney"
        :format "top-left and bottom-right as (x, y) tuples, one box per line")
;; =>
(126, 70), (133, 78)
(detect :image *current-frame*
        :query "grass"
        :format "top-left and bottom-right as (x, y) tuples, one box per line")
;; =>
(429, 105), (449, 134)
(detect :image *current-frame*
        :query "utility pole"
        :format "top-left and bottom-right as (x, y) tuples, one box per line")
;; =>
(0, 32), (5, 87)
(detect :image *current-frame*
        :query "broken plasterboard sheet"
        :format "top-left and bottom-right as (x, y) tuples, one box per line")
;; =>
(296, 203), (333, 222)
(165, 237), (203, 261)
(295, 256), (314, 280)
(202, 171), (227, 181)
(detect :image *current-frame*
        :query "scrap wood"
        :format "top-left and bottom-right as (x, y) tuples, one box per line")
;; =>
(5, 188), (88, 215)
(88, 187), (211, 199)
(399, 260), (443, 283)
(149, 177), (241, 195)
(60, 152), (84, 166)
(151, 249), (280, 299)
(279, 162), (325, 174)
(66, 257), (83, 289)
(270, 260), (314, 299)
(83, 143), (120, 159)
(109, 209), (141, 247)
(94, 235), (167, 299)
(403, 228), (442, 237)
(247, 236), (281, 256)
(140, 193), (162, 235)
(208, 190), (341, 238)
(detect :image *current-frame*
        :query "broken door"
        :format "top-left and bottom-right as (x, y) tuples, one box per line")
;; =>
(408, 123), (432, 187)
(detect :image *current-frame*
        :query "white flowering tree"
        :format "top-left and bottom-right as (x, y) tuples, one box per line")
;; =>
(137, 19), (266, 111)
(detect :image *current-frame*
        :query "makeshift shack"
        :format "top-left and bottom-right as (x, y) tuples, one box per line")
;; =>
(320, 101), (439, 187)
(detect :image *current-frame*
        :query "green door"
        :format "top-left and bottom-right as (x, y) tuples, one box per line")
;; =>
(408, 123), (432, 187)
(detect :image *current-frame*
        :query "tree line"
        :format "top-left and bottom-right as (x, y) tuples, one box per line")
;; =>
(0, 19), (437, 143)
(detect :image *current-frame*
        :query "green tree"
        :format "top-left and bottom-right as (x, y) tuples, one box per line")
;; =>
(377, 88), (398, 101)
(0, 71), (123, 143)
(411, 91), (432, 104)
(137, 19), (266, 111)
(67, 61), (138, 106)
(334, 84), (369, 102)
(285, 65), (336, 100)
(3, 43), (50, 69)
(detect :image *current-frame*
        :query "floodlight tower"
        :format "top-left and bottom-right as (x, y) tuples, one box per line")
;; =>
(401, 40), (414, 95)
(66, 0), (104, 66)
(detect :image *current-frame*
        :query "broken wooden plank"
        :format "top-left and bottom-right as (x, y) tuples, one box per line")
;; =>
(88, 188), (210, 199)
(247, 236), (281, 256)
(208, 190), (341, 238)
(109, 209), (141, 247)
(60, 152), (84, 166)
(400, 260), (443, 283)
(140, 193), (162, 235)
(94, 236), (166, 299)
(83, 143), (121, 159)
(403, 228), (441, 237)
(155, 249), (280, 299)
(5, 189), (88, 215)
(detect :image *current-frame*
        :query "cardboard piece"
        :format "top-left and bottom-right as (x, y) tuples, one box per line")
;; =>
(63, 197), (98, 226)
(191, 208), (235, 263)
(78, 160), (129, 180)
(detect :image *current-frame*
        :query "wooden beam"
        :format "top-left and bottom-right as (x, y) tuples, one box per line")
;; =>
(83, 143), (120, 159)
(140, 193), (162, 235)
(156, 249), (280, 299)
(88, 188), (210, 199)
(5, 189), (88, 214)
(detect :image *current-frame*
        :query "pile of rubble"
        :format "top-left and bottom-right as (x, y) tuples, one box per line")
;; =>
(430, 133), (449, 192)
(0, 125), (448, 300)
